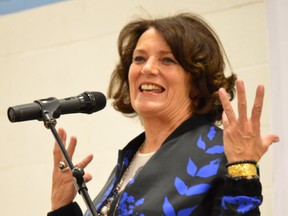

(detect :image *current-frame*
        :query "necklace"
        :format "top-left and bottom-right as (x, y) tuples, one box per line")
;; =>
(98, 145), (142, 216)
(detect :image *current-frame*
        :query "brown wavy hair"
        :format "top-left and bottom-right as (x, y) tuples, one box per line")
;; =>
(107, 13), (237, 123)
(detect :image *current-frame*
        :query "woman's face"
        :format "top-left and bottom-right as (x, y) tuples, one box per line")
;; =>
(128, 28), (192, 120)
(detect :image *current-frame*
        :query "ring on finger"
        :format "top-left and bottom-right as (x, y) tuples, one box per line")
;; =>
(58, 161), (69, 172)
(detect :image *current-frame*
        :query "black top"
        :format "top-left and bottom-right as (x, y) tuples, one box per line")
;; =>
(48, 115), (262, 216)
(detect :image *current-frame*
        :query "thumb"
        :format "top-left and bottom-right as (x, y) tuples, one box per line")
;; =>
(84, 173), (93, 183)
(263, 134), (279, 149)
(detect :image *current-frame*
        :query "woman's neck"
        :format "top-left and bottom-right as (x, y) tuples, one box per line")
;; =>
(140, 112), (192, 153)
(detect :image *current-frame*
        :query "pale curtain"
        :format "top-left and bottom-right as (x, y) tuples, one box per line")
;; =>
(266, 0), (288, 215)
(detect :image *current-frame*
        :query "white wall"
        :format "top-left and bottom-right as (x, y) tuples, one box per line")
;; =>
(266, 0), (288, 215)
(0, 0), (274, 215)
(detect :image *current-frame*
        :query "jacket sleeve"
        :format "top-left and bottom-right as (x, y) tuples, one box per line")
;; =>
(221, 177), (262, 216)
(47, 202), (83, 216)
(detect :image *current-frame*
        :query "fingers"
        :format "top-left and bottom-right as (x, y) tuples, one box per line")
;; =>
(219, 80), (261, 124)
(220, 79), (280, 162)
(221, 111), (229, 129)
(66, 136), (77, 161)
(251, 84), (264, 126)
(52, 128), (94, 170)
(236, 80), (248, 122)
(219, 87), (236, 123)
(76, 154), (94, 170)
(262, 134), (280, 149)
(53, 128), (67, 165)
(50, 128), (94, 211)
(84, 173), (93, 183)
(78, 154), (94, 182)
(53, 128), (77, 167)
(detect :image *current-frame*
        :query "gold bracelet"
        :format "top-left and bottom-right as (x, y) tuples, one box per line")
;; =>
(227, 163), (258, 177)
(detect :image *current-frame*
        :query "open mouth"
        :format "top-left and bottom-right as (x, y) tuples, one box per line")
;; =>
(140, 84), (165, 93)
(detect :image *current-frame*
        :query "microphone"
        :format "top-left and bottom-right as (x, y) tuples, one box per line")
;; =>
(7, 91), (106, 123)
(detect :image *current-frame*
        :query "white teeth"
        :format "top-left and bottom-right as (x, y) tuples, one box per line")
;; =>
(141, 84), (162, 90)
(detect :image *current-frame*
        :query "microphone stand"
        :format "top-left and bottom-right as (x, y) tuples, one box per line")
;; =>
(38, 100), (98, 216)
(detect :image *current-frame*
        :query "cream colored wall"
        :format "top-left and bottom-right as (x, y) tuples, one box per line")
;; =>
(0, 0), (273, 215)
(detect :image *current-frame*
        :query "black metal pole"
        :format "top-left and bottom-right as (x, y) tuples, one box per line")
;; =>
(42, 111), (98, 216)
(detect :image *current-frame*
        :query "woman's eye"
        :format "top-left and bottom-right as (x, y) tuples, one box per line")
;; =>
(162, 57), (176, 64)
(133, 56), (145, 63)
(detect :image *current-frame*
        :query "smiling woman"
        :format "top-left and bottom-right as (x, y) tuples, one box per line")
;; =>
(108, 14), (236, 124)
(0, 0), (69, 15)
(48, 12), (278, 216)
(128, 28), (192, 122)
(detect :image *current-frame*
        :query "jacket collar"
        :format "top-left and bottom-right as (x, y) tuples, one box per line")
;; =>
(122, 114), (210, 153)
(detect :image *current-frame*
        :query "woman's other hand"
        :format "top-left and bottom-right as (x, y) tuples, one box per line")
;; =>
(218, 80), (279, 163)
(51, 128), (93, 210)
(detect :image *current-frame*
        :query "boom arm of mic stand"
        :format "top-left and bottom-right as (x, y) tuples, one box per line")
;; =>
(42, 111), (98, 216)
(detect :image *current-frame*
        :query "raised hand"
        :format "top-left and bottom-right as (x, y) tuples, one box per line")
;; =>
(51, 128), (93, 210)
(218, 80), (279, 163)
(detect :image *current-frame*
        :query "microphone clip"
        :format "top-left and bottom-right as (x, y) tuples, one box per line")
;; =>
(35, 98), (60, 128)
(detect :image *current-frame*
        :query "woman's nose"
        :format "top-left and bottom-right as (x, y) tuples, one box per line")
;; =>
(141, 58), (159, 76)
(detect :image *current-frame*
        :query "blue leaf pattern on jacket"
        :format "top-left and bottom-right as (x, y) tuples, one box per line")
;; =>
(175, 176), (212, 196)
(196, 159), (221, 178)
(163, 197), (197, 216)
(197, 135), (206, 150)
(178, 206), (198, 216)
(174, 177), (188, 195)
(163, 127), (223, 215)
(185, 183), (212, 196)
(94, 180), (115, 213)
(187, 158), (221, 178)
(163, 197), (176, 216)
(207, 126), (216, 140)
(222, 196), (262, 213)
(116, 192), (145, 215)
(187, 158), (197, 176)
(124, 156), (129, 167)
(206, 145), (224, 154)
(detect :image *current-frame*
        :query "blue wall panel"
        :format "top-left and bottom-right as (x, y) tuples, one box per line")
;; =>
(0, 0), (69, 15)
